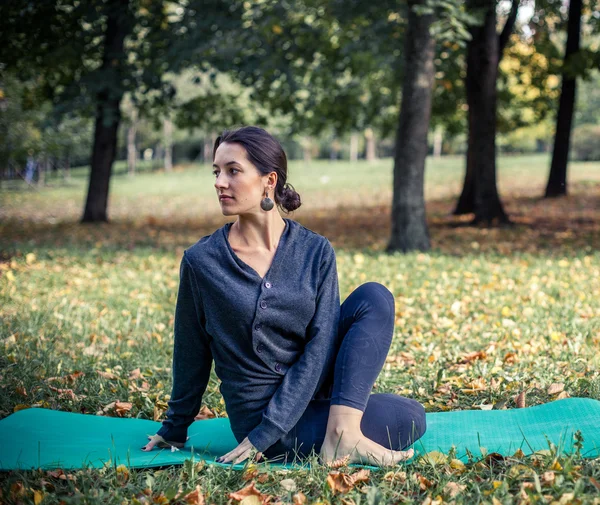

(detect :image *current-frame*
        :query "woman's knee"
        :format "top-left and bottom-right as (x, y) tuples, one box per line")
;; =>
(354, 282), (395, 318)
(404, 398), (427, 442)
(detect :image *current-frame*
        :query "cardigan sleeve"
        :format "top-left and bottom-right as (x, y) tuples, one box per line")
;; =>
(156, 251), (213, 444)
(246, 240), (341, 452)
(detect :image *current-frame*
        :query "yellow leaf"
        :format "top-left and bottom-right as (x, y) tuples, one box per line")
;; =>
(239, 496), (262, 505)
(419, 451), (447, 465)
(33, 489), (44, 505)
(449, 459), (465, 472)
(26, 253), (36, 265)
(5, 270), (15, 282)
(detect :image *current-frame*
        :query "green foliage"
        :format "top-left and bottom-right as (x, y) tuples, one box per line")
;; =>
(571, 123), (600, 161)
(0, 71), (93, 170)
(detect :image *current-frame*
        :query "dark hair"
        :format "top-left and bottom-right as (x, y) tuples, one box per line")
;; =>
(213, 126), (301, 213)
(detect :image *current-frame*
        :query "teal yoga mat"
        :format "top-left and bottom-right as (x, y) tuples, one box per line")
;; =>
(1, 398), (599, 471)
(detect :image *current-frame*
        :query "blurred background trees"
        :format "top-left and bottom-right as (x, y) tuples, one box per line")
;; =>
(1, 0), (599, 251)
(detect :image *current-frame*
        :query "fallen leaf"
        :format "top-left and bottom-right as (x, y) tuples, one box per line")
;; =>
(97, 370), (119, 380)
(458, 351), (487, 364)
(182, 485), (205, 505)
(443, 482), (466, 498)
(97, 400), (133, 417)
(512, 448), (526, 459)
(47, 469), (75, 481)
(194, 405), (217, 420)
(547, 383), (564, 395)
(419, 451), (447, 465)
(292, 492), (306, 505)
(46, 371), (85, 384)
(47, 385), (85, 401)
(128, 368), (142, 380)
(228, 482), (269, 503)
(515, 391), (526, 408)
(412, 473), (433, 490)
(449, 459), (466, 472)
(327, 469), (370, 494)
(484, 453), (505, 467)
(590, 477), (600, 491)
(326, 454), (350, 468)
(116, 464), (129, 484)
(383, 470), (407, 482)
(541, 471), (555, 486)
(280, 479), (296, 492)
(33, 489), (45, 505)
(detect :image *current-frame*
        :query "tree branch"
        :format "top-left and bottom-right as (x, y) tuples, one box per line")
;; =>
(498, 0), (519, 60)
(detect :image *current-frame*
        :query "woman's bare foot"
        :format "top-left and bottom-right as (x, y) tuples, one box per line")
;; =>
(319, 426), (414, 467)
(318, 405), (414, 467)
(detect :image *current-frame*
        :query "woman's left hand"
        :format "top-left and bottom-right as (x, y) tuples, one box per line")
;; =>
(216, 436), (263, 464)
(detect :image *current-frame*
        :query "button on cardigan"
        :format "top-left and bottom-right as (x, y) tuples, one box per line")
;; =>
(156, 218), (341, 453)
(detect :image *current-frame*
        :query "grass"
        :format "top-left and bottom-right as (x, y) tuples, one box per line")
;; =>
(1, 153), (600, 504)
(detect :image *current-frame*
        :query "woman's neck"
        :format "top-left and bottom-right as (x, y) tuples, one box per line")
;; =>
(230, 214), (287, 252)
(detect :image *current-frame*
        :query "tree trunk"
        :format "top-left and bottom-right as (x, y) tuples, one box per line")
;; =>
(127, 120), (137, 176)
(453, 0), (509, 224)
(81, 0), (132, 223)
(365, 128), (377, 162)
(433, 124), (443, 157)
(386, 0), (435, 253)
(37, 156), (46, 187)
(302, 136), (313, 163)
(545, 0), (581, 198)
(164, 117), (173, 172)
(349, 132), (359, 162)
(203, 132), (214, 164)
(64, 154), (71, 182)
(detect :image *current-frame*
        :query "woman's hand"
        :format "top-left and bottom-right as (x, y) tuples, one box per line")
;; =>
(215, 436), (263, 464)
(141, 434), (186, 451)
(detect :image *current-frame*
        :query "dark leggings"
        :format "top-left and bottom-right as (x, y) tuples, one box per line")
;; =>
(262, 282), (427, 462)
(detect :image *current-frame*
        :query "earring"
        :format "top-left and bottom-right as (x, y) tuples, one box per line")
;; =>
(261, 187), (274, 211)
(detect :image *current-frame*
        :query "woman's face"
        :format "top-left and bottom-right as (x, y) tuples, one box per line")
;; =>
(213, 141), (274, 216)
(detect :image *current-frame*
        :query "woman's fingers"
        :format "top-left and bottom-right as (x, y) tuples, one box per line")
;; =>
(141, 434), (184, 451)
(218, 447), (252, 464)
(141, 434), (163, 451)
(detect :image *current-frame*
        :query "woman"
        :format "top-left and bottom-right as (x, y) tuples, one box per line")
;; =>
(141, 126), (426, 466)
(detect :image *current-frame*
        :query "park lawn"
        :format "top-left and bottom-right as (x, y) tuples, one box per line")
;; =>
(1, 154), (600, 504)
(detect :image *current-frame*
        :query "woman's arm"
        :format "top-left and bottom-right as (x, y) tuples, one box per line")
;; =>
(246, 240), (341, 453)
(153, 252), (213, 444)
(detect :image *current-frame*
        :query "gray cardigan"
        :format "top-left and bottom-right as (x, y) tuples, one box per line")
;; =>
(156, 218), (341, 452)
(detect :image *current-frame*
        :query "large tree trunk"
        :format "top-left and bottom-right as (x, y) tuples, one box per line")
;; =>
(454, 0), (517, 222)
(545, 0), (582, 198)
(81, 0), (132, 223)
(386, 0), (435, 253)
